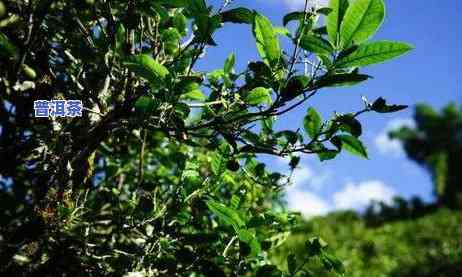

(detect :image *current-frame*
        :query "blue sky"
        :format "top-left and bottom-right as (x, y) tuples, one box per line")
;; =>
(198, 0), (462, 216)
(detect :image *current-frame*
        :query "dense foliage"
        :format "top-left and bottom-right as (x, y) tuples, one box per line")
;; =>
(272, 209), (462, 277)
(390, 103), (462, 209)
(0, 0), (411, 275)
(273, 103), (462, 276)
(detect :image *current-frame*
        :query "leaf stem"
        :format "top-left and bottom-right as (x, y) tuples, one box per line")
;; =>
(223, 236), (238, 257)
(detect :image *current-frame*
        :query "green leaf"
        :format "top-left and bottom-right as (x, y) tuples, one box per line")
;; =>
(124, 54), (169, 84)
(207, 69), (224, 85)
(276, 130), (300, 145)
(187, 0), (208, 16)
(318, 54), (333, 69)
(221, 7), (254, 24)
(306, 237), (328, 257)
(300, 34), (334, 56)
(317, 7), (333, 16)
(321, 253), (345, 274)
(333, 135), (368, 159)
(283, 11), (308, 26)
(318, 150), (339, 162)
(115, 23), (126, 53)
(230, 195), (240, 209)
(289, 156), (301, 169)
(21, 64), (37, 80)
(287, 254), (297, 275)
(315, 73), (371, 88)
(135, 96), (156, 114)
(150, 3), (169, 19)
(161, 27), (181, 55)
(253, 12), (281, 66)
(336, 114), (363, 137)
(157, 0), (189, 8)
(336, 44), (360, 60)
(304, 107), (322, 139)
(340, 0), (385, 48)
(274, 26), (290, 37)
(335, 40), (413, 68)
(194, 15), (222, 45)
(245, 87), (272, 105)
(327, 0), (350, 46)
(0, 32), (18, 59)
(237, 229), (261, 257)
(207, 200), (245, 231)
(371, 97), (408, 113)
(313, 26), (328, 36)
(224, 53), (235, 74)
(211, 152), (225, 175)
(281, 75), (310, 101)
(173, 12), (188, 35)
(256, 265), (281, 277)
(182, 89), (206, 101)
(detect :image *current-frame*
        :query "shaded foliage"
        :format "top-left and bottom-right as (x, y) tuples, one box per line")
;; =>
(0, 0), (410, 275)
(272, 209), (462, 277)
(390, 103), (462, 209)
(273, 102), (462, 276)
(363, 196), (438, 227)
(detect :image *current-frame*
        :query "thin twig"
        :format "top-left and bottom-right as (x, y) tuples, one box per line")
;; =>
(138, 129), (147, 186)
(287, 0), (311, 77)
(15, 1), (34, 80)
(222, 236), (237, 257)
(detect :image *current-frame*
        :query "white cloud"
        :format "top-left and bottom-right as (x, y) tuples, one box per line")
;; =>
(285, 165), (332, 217)
(284, 163), (397, 217)
(333, 180), (396, 210)
(374, 118), (415, 157)
(291, 167), (313, 186)
(288, 164), (331, 191)
(287, 179), (396, 218)
(287, 189), (331, 217)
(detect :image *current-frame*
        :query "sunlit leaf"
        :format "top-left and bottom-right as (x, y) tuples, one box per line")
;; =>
(253, 12), (281, 66)
(304, 107), (322, 139)
(274, 26), (290, 37)
(124, 54), (169, 84)
(327, 0), (350, 46)
(211, 152), (225, 175)
(340, 0), (385, 47)
(332, 134), (368, 159)
(300, 34), (334, 56)
(224, 53), (236, 73)
(207, 200), (246, 231)
(245, 87), (272, 105)
(336, 40), (414, 68)
(182, 89), (206, 101)
(237, 229), (261, 257)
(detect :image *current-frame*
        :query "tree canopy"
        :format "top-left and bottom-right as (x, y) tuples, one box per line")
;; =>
(272, 209), (462, 277)
(390, 103), (462, 209)
(274, 103), (462, 276)
(0, 0), (412, 275)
